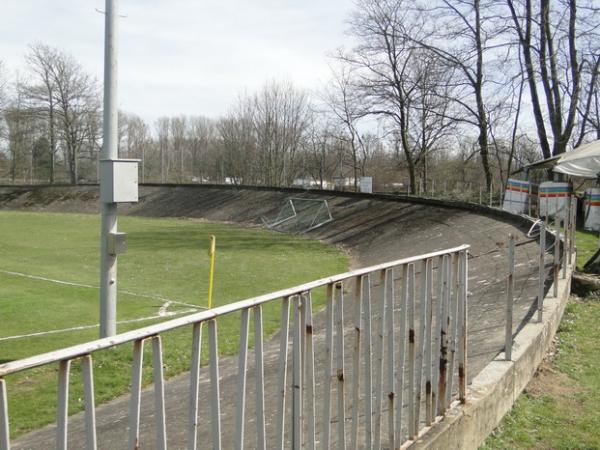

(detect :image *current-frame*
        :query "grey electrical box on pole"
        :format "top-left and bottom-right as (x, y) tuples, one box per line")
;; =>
(100, 159), (140, 203)
(107, 232), (128, 255)
(99, 0), (138, 338)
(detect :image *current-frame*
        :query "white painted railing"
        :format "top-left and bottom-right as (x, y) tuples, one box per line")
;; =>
(502, 195), (575, 361)
(0, 245), (469, 450)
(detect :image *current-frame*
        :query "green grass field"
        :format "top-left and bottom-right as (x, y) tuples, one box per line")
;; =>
(575, 228), (598, 268)
(0, 211), (348, 435)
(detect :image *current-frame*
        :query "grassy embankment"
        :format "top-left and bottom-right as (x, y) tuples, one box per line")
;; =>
(0, 211), (348, 436)
(481, 229), (600, 450)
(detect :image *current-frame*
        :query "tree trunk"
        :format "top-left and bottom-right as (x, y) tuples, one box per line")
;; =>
(49, 102), (56, 184)
(478, 120), (492, 192)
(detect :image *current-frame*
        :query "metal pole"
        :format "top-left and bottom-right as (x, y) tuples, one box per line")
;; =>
(99, 0), (119, 338)
(561, 218), (567, 279)
(292, 297), (303, 450)
(564, 200), (570, 263)
(571, 196), (577, 257)
(566, 197), (573, 265)
(553, 224), (559, 298)
(538, 222), (546, 323)
(458, 250), (468, 404)
(0, 380), (10, 450)
(207, 235), (216, 309)
(505, 234), (515, 361)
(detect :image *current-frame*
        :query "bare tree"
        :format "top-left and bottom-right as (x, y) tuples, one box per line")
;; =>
(406, 54), (458, 188)
(575, 53), (600, 145)
(217, 104), (256, 185)
(324, 67), (370, 191)
(251, 81), (310, 186)
(3, 86), (44, 183)
(54, 59), (100, 184)
(506, 0), (600, 157)
(404, 0), (510, 192)
(21, 44), (100, 184)
(0, 60), (6, 107)
(119, 112), (151, 182)
(20, 44), (61, 182)
(0, 61), (7, 180)
(168, 116), (186, 182)
(187, 116), (215, 182)
(488, 51), (526, 193)
(338, 0), (459, 192)
(155, 117), (170, 183)
(302, 113), (339, 188)
(218, 81), (309, 186)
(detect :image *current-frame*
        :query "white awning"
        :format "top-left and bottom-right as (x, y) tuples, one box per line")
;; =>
(554, 140), (600, 178)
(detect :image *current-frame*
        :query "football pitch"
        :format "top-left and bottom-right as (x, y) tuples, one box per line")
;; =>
(0, 210), (347, 435)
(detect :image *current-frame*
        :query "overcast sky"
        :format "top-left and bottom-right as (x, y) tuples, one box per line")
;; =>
(1, 0), (354, 123)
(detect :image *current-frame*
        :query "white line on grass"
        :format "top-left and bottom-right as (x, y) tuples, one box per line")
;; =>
(0, 268), (204, 310)
(0, 308), (198, 342)
(0, 268), (207, 341)
(158, 301), (172, 316)
(0, 269), (94, 288)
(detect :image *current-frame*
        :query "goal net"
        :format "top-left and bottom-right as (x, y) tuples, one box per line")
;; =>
(262, 197), (333, 233)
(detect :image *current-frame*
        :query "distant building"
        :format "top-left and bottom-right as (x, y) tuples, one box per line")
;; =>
(292, 178), (332, 189)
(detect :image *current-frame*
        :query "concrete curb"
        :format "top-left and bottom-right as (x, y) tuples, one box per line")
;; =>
(408, 259), (573, 450)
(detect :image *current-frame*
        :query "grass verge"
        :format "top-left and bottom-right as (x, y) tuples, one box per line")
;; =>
(481, 295), (600, 450)
(481, 230), (600, 450)
(575, 228), (598, 269)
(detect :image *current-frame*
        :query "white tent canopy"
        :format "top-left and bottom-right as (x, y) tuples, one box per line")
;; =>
(554, 139), (600, 178)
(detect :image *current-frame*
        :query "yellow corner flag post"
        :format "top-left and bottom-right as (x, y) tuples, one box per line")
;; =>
(207, 235), (216, 309)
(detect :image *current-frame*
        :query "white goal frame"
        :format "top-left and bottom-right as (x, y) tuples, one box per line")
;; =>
(262, 197), (334, 232)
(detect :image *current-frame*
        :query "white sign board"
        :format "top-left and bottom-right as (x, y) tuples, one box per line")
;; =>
(538, 182), (570, 218)
(360, 177), (373, 193)
(584, 188), (600, 231)
(502, 179), (532, 214)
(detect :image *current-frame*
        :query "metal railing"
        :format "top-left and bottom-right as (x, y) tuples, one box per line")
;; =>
(0, 245), (469, 450)
(503, 195), (576, 360)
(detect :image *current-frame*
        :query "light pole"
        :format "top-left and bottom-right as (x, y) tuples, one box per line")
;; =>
(99, 0), (119, 338)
